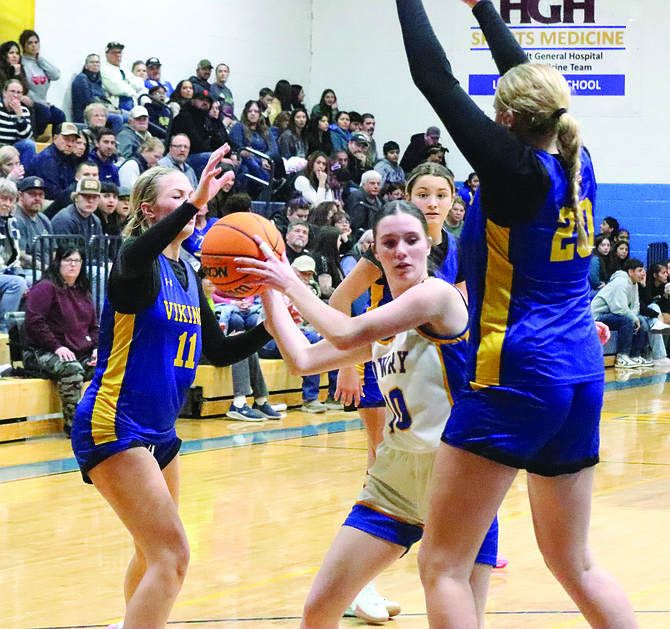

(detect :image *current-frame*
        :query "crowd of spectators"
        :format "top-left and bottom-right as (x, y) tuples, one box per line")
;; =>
(7, 29), (657, 430)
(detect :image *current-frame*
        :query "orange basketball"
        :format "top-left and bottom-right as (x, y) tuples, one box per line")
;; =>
(201, 212), (285, 297)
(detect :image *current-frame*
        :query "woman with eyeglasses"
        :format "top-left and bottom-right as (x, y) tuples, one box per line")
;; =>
(23, 244), (98, 437)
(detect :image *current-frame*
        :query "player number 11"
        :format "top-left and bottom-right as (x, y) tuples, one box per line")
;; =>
(174, 331), (198, 369)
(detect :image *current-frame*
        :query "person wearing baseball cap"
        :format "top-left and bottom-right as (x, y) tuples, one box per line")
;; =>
(399, 125), (448, 173)
(51, 177), (103, 241)
(189, 59), (213, 96)
(101, 41), (144, 112)
(345, 130), (372, 185)
(144, 57), (174, 97)
(26, 121), (79, 209)
(116, 105), (153, 160)
(14, 176), (53, 267)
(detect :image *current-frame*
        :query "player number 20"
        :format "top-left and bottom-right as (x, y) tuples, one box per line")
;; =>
(549, 198), (594, 262)
(385, 387), (413, 433)
(174, 331), (198, 369)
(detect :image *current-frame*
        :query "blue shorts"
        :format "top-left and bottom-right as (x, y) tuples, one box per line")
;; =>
(358, 361), (385, 409)
(344, 503), (499, 565)
(442, 380), (602, 477)
(73, 430), (182, 484)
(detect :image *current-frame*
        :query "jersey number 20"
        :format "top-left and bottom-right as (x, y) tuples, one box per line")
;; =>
(385, 387), (413, 433)
(550, 198), (594, 262)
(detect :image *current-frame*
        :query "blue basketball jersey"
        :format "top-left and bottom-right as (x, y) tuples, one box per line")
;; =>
(75, 255), (203, 446)
(459, 148), (603, 388)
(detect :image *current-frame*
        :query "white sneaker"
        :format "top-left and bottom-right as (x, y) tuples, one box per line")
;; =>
(651, 320), (670, 333)
(344, 581), (390, 623)
(615, 354), (639, 369)
(301, 399), (327, 413)
(368, 583), (401, 617)
(632, 356), (654, 367)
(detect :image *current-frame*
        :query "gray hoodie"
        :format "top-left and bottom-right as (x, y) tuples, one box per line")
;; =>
(591, 269), (639, 321)
(21, 54), (61, 103)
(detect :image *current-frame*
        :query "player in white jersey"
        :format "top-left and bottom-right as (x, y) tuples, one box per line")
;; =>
(242, 201), (498, 629)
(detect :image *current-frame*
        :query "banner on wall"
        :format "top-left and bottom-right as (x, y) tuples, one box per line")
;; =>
(468, 0), (629, 97)
(0, 0), (35, 43)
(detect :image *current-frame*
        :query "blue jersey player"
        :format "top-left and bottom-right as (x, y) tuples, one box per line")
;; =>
(396, 1), (637, 627)
(71, 146), (274, 629)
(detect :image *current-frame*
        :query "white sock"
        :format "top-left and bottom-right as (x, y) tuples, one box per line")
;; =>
(255, 397), (267, 406)
(233, 395), (246, 407)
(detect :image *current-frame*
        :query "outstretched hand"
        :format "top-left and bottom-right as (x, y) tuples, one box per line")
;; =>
(190, 144), (234, 209)
(236, 239), (302, 294)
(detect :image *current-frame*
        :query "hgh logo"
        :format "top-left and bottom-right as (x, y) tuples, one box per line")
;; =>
(500, 0), (595, 24)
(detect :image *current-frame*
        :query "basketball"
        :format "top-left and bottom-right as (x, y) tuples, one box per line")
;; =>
(201, 212), (285, 297)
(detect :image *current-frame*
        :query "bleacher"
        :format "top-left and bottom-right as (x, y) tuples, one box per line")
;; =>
(0, 329), (326, 443)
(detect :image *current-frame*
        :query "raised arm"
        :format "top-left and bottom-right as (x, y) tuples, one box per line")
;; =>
(396, 0), (549, 225)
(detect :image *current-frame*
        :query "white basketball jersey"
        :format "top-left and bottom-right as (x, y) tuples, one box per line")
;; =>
(371, 325), (468, 453)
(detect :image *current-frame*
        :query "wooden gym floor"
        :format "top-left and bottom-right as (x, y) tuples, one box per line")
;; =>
(0, 367), (669, 628)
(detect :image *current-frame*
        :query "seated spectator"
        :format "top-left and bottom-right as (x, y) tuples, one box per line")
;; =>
(0, 145), (24, 183)
(89, 127), (119, 185)
(457, 172), (479, 206)
(13, 176), (52, 270)
(344, 170), (382, 238)
(206, 164), (237, 218)
(306, 200), (337, 243)
(167, 79), (193, 116)
(591, 258), (653, 368)
(444, 194), (466, 239)
(0, 78), (35, 167)
(116, 185), (131, 228)
(311, 88), (339, 124)
(610, 239), (629, 275)
(294, 151), (333, 206)
(258, 87), (281, 126)
(348, 111), (363, 132)
(614, 228), (630, 243)
(73, 131), (91, 162)
(209, 63), (235, 126)
(329, 110), (350, 151)
(291, 84), (306, 111)
(228, 100), (280, 197)
(328, 209), (353, 255)
(599, 216), (619, 236)
(0, 41), (30, 108)
(311, 225), (344, 300)
(51, 177), (104, 240)
(0, 178), (27, 281)
(278, 108), (308, 159)
(269, 110), (290, 142)
(144, 57), (174, 98)
(400, 125), (442, 173)
(638, 264), (670, 365)
(426, 144), (448, 166)
(23, 244), (98, 436)
(189, 59), (213, 95)
(95, 181), (121, 235)
(44, 159), (99, 219)
(374, 141), (405, 188)
(345, 131), (372, 185)
(361, 113), (378, 165)
(158, 133), (198, 188)
(118, 137), (164, 190)
(207, 101), (229, 150)
(28, 121), (78, 208)
(71, 53), (122, 133)
(19, 29), (65, 139)
(117, 105), (152, 160)
(271, 198), (311, 238)
(100, 42), (139, 112)
(169, 92), (221, 178)
(139, 84), (172, 139)
(305, 112), (333, 156)
(81, 101), (122, 138)
(380, 181), (405, 203)
(273, 79), (292, 111)
(284, 220), (311, 264)
(131, 60), (148, 84)
(589, 234), (613, 296)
